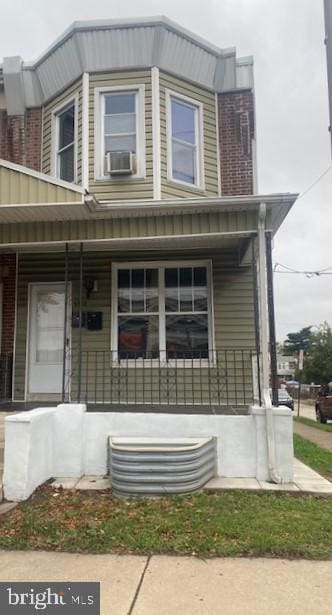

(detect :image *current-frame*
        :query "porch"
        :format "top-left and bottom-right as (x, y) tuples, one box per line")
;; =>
(11, 243), (259, 410)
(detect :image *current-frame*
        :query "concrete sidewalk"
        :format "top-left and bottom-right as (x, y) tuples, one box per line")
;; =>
(293, 420), (332, 451)
(0, 551), (331, 614)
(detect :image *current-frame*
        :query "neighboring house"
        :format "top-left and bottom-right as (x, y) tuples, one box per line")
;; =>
(0, 17), (297, 412)
(277, 355), (297, 382)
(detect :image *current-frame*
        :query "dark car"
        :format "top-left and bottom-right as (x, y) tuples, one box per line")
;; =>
(315, 384), (332, 423)
(278, 389), (294, 410)
(270, 388), (294, 410)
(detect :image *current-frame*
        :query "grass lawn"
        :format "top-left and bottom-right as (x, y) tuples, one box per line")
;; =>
(294, 416), (332, 433)
(0, 486), (332, 559)
(294, 433), (332, 481)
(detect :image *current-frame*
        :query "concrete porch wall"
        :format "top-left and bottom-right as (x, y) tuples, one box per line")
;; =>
(3, 404), (293, 501)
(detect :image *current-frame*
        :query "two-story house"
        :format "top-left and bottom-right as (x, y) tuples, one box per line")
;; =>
(0, 17), (297, 420)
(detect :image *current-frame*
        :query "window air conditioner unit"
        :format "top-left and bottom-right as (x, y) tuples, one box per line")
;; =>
(105, 151), (135, 175)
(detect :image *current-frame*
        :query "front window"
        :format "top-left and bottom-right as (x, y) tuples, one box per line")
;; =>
(56, 103), (75, 182)
(169, 95), (201, 187)
(114, 264), (211, 360)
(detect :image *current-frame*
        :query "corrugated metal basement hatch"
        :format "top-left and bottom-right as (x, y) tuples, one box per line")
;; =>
(108, 437), (216, 497)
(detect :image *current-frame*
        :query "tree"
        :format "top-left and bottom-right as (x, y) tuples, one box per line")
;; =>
(302, 323), (332, 384)
(282, 326), (312, 355)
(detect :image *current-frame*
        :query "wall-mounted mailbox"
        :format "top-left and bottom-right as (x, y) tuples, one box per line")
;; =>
(87, 311), (103, 331)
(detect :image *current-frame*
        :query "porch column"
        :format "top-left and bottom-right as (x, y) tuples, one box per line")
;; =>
(251, 236), (262, 405)
(257, 202), (282, 483)
(61, 243), (69, 402)
(266, 232), (278, 406)
(257, 203), (270, 395)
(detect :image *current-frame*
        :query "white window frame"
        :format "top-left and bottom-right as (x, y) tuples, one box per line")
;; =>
(94, 84), (146, 181)
(52, 96), (78, 183)
(166, 89), (205, 191)
(111, 260), (214, 365)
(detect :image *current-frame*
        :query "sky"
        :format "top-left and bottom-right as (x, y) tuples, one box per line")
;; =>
(0, 0), (331, 342)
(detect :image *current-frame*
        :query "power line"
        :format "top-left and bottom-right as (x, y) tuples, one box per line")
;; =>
(296, 164), (332, 202)
(273, 262), (332, 277)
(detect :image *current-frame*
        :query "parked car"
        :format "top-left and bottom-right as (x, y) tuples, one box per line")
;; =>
(315, 384), (332, 423)
(270, 389), (294, 410)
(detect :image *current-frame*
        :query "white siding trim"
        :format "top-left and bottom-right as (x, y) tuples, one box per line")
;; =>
(82, 72), (90, 191)
(151, 67), (161, 200)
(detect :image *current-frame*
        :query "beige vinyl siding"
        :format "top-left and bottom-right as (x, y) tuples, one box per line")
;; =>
(0, 209), (258, 245)
(0, 166), (83, 205)
(14, 249), (255, 403)
(14, 252), (112, 400)
(42, 79), (83, 184)
(89, 70), (153, 201)
(160, 71), (219, 199)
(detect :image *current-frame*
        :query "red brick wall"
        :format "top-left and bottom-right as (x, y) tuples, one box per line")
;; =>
(0, 107), (41, 361)
(0, 254), (16, 354)
(25, 108), (42, 171)
(0, 107), (42, 170)
(218, 89), (255, 195)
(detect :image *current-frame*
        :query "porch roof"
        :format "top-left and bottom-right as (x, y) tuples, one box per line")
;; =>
(0, 160), (298, 247)
(0, 159), (85, 207)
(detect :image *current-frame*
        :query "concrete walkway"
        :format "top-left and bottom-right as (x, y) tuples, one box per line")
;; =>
(0, 551), (331, 614)
(293, 420), (332, 451)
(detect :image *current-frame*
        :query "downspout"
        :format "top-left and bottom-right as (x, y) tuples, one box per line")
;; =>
(258, 203), (282, 483)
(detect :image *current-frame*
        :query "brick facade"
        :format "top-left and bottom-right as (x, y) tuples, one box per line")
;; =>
(218, 89), (255, 196)
(0, 107), (42, 171)
(0, 106), (41, 368)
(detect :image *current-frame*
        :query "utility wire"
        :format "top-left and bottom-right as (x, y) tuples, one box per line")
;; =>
(273, 262), (332, 277)
(296, 163), (332, 202)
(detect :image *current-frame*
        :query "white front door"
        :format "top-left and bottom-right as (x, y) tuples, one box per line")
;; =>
(28, 283), (70, 396)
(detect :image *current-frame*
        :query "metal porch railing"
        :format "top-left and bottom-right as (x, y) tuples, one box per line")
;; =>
(68, 349), (256, 407)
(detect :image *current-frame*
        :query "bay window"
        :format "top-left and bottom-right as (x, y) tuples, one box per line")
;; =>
(113, 263), (212, 360)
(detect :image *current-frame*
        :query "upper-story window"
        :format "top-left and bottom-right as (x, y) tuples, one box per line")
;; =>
(55, 102), (76, 183)
(104, 92), (136, 156)
(167, 92), (204, 189)
(96, 86), (145, 179)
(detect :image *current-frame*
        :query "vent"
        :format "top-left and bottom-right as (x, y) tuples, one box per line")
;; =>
(105, 151), (135, 175)
(108, 436), (216, 497)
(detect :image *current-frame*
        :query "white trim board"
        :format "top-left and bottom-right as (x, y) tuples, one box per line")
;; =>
(82, 72), (90, 192)
(151, 67), (161, 200)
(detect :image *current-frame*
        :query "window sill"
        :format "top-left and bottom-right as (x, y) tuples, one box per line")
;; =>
(166, 178), (206, 193)
(94, 174), (147, 183)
